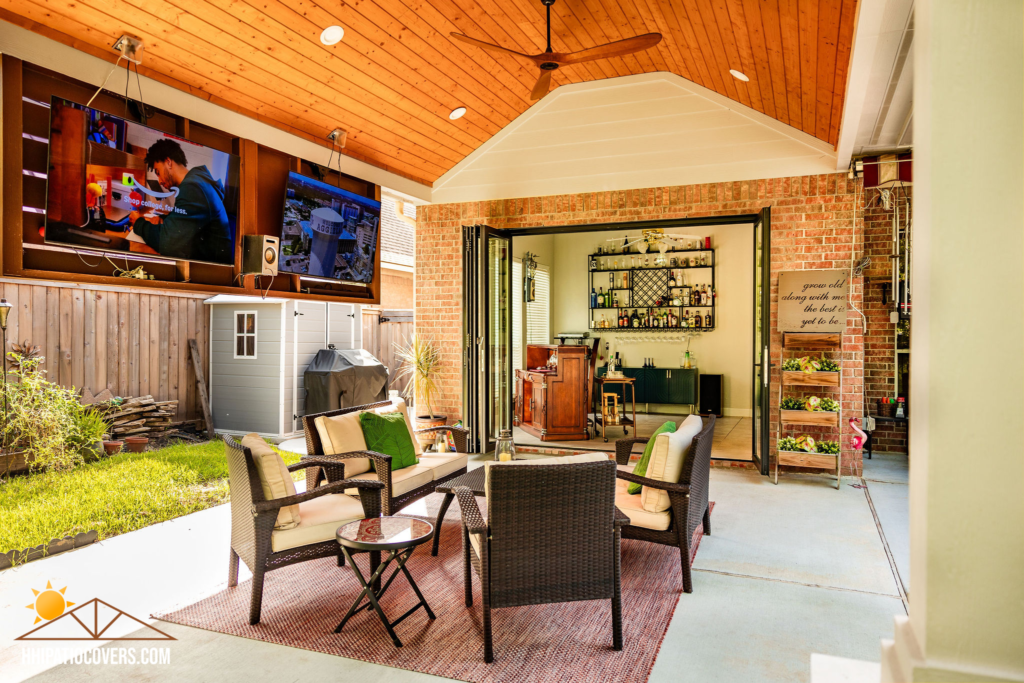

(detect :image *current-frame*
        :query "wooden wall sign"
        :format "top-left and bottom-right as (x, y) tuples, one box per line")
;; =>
(778, 269), (850, 333)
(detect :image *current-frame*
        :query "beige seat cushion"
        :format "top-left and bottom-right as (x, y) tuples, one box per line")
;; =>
(418, 452), (469, 480)
(615, 477), (672, 531)
(344, 463), (434, 497)
(241, 433), (300, 530)
(270, 493), (366, 552)
(484, 452), (610, 498)
(313, 400), (424, 477)
(641, 415), (703, 513)
(313, 411), (371, 476)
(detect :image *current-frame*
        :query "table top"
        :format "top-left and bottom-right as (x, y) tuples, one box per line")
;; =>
(596, 376), (635, 384)
(434, 466), (486, 495)
(337, 516), (434, 551)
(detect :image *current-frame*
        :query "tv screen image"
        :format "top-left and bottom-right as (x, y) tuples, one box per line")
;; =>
(278, 172), (380, 284)
(45, 97), (240, 266)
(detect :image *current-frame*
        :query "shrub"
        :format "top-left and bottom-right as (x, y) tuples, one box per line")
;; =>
(0, 356), (109, 474)
(818, 397), (840, 413)
(816, 440), (840, 454)
(782, 358), (801, 371)
(818, 357), (840, 372)
(778, 436), (799, 451)
(780, 397), (805, 410)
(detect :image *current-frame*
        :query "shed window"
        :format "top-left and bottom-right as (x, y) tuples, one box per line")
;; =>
(235, 312), (257, 359)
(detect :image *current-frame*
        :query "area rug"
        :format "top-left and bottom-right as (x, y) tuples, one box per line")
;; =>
(158, 494), (714, 683)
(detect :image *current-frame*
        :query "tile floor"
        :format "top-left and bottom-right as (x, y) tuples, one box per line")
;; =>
(514, 414), (753, 461)
(2, 452), (910, 683)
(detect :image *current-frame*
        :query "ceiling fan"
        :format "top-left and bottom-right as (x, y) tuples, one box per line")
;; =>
(451, 0), (662, 100)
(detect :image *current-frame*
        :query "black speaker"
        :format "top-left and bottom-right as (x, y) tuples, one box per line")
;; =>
(699, 374), (723, 417)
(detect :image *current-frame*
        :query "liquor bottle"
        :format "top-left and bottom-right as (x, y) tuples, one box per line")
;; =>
(668, 273), (677, 288)
(691, 310), (700, 328)
(631, 310), (640, 328)
(613, 292), (619, 308)
(590, 256), (597, 270)
(701, 286), (708, 306)
(591, 287), (596, 308)
(705, 312), (712, 328)
(622, 271), (629, 289)
(597, 287), (605, 308)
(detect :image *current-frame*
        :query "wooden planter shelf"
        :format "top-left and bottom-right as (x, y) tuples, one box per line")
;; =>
(777, 450), (840, 470)
(780, 410), (839, 427)
(782, 333), (841, 349)
(777, 331), (844, 489)
(782, 370), (840, 387)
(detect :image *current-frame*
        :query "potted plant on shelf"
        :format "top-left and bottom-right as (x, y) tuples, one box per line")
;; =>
(394, 335), (445, 449)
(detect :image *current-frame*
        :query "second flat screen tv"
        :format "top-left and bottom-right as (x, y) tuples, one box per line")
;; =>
(45, 97), (240, 266)
(279, 172), (380, 284)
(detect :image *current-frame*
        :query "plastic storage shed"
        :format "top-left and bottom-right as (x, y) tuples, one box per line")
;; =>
(304, 348), (389, 414)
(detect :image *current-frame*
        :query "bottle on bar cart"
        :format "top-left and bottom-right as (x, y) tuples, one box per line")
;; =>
(704, 312), (712, 328)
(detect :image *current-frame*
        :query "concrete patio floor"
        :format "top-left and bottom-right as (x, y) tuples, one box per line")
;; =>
(2, 457), (908, 683)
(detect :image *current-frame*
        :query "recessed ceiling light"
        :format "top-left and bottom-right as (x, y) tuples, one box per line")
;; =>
(449, 107), (467, 120)
(729, 69), (749, 82)
(320, 25), (344, 46)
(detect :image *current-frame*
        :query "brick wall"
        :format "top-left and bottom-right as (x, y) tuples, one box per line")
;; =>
(861, 186), (911, 455)
(417, 173), (868, 476)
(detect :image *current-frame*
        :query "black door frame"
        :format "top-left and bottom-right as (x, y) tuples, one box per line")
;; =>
(462, 212), (772, 468)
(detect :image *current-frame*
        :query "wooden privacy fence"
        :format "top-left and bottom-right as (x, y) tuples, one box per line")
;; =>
(362, 308), (414, 401)
(0, 279), (209, 423)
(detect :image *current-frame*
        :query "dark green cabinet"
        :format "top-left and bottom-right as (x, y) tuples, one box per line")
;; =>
(597, 367), (697, 405)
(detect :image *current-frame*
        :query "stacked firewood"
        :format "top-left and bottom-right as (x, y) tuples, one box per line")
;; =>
(82, 389), (198, 438)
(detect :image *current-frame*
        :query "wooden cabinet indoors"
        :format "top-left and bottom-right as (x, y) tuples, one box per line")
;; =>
(514, 345), (589, 442)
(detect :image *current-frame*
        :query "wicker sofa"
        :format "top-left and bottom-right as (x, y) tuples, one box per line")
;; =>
(456, 453), (626, 663)
(614, 414), (716, 593)
(301, 399), (470, 516)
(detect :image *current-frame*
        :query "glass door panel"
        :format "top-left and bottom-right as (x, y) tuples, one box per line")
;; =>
(751, 208), (771, 474)
(486, 232), (512, 444)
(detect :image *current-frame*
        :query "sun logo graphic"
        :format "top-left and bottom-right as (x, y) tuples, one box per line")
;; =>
(16, 583), (174, 641)
(26, 581), (74, 625)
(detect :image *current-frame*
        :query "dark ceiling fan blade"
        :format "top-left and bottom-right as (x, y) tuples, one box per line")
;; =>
(450, 32), (535, 61)
(556, 33), (663, 65)
(530, 69), (554, 100)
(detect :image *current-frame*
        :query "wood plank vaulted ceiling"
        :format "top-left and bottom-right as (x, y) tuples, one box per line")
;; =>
(2, 0), (858, 187)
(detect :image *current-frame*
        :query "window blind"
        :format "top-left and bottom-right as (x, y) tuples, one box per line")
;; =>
(526, 265), (550, 345)
(512, 259), (523, 376)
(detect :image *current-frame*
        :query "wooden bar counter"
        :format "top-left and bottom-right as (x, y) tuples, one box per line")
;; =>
(514, 344), (589, 442)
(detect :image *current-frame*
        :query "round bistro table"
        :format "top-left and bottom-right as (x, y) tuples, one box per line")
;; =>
(334, 516), (435, 647)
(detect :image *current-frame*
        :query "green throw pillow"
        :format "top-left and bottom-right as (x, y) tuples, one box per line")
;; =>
(627, 421), (676, 495)
(358, 411), (419, 471)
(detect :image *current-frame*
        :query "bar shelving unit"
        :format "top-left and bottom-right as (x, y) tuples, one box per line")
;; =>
(587, 247), (716, 332)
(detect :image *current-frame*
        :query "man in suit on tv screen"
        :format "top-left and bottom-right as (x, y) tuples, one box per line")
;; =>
(129, 138), (232, 264)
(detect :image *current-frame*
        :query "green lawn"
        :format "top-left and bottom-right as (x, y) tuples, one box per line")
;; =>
(0, 440), (301, 556)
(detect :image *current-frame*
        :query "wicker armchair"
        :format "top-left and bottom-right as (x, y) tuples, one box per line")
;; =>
(613, 415), (716, 594)
(301, 401), (470, 516)
(224, 435), (385, 625)
(456, 455), (627, 663)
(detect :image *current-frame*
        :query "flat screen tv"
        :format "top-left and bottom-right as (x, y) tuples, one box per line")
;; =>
(278, 172), (380, 284)
(45, 97), (240, 266)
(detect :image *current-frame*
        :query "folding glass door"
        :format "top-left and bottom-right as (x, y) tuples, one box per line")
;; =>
(462, 225), (512, 453)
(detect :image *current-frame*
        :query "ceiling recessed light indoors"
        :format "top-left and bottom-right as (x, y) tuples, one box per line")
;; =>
(729, 69), (749, 82)
(449, 107), (467, 120)
(320, 25), (344, 46)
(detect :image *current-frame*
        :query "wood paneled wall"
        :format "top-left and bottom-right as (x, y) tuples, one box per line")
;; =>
(0, 279), (209, 422)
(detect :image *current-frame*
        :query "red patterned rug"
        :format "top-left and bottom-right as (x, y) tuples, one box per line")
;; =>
(158, 495), (713, 683)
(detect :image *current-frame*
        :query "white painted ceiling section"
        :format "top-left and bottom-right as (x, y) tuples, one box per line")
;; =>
(834, 0), (915, 170)
(432, 72), (837, 204)
(0, 19), (433, 202)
